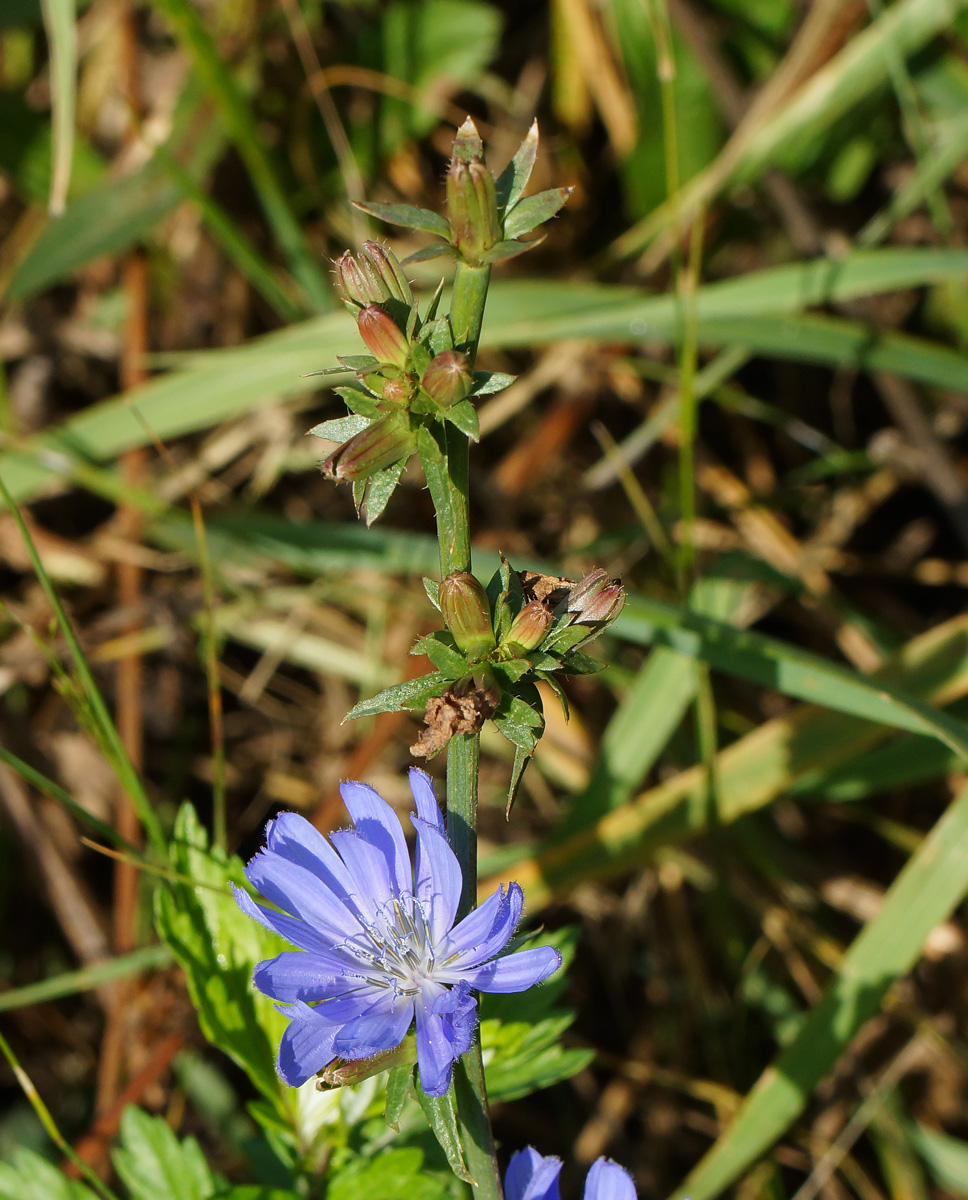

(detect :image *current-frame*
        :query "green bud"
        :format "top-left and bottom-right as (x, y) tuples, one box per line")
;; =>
(335, 242), (414, 313)
(439, 571), (496, 661)
(361, 241), (414, 307)
(446, 118), (501, 264)
(357, 304), (411, 368)
(322, 413), (415, 481)
(504, 598), (553, 655)
(421, 351), (473, 408)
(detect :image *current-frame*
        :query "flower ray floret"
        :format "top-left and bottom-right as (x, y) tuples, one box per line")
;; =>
(236, 768), (561, 1097)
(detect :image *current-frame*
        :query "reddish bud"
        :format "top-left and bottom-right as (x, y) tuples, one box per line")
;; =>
(421, 351), (473, 408)
(322, 413), (415, 481)
(556, 568), (626, 635)
(357, 305), (411, 368)
(504, 599), (553, 655)
(439, 571), (496, 661)
(361, 241), (413, 306)
(335, 243), (413, 313)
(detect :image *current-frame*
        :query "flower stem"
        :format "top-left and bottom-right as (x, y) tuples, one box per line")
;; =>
(435, 258), (503, 1200)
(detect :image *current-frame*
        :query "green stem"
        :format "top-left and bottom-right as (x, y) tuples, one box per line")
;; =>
(435, 259), (503, 1200)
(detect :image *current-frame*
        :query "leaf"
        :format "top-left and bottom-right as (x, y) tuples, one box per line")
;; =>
(326, 1148), (452, 1200)
(353, 200), (451, 239)
(505, 744), (532, 818)
(384, 1065), (413, 1132)
(443, 400), (479, 442)
(361, 458), (407, 526)
(39, 0), (76, 215)
(423, 577), (441, 611)
(502, 188), (571, 239)
(491, 689), (545, 753)
(471, 370), (516, 396)
(480, 237), (542, 265)
(333, 386), (381, 420)
(495, 119), (538, 212)
(907, 1122), (968, 1196)
(307, 415), (370, 444)
(344, 671), (449, 721)
(673, 776), (968, 1200)
(0, 1148), (95, 1200)
(401, 243), (455, 264)
(112, 1106), (219, 1200)
(412, 632), (468, 679)
(154, 804), (287, 1109)
(415, 1086), (473, 1184)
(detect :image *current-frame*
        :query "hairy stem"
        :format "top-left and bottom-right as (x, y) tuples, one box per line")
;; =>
(435, 258), (503, 1200)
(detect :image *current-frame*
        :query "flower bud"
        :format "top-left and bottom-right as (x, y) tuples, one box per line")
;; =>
(335, 251), (387, 308)
(556, 569), (626, 630)
(357, 304), (411, 368)
(380, 374), (413, 406)
(439, 571), (496, 661)
(446, 119), (501, 263)
(361, 241), (414, 307)
(322, 413), (415, 481)
(421, 351), (473, 408)
(504, 599), (553, 655)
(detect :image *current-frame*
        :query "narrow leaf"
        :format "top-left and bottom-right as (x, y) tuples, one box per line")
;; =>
(344, 672), (449, 721)
(353, 200), (450, 239)
(502, 188), (572, 239)
(307, 415), (370, 443)
(444, 400), (480, 442)
(416, 1085), (473, 1184)
(495, 119), (539, 212)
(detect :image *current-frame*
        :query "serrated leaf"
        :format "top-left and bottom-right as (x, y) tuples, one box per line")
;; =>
(444, 400), (479, 442)
(385, 1065), (414, 1133)
(113, 1106), (219, 1200)
(416, 1086), (473, 1184)
(471, 370), (516, 396)
(353, 200), (451, 239)
(307, 415), (370, 443)
(413, 631), (468, 678)
(492, 690), (545, 753)
(344, 671), (449, 721)
(495, 119), (538, 212)
(503, 188), (571, 239)
(362, 458), (407, 526)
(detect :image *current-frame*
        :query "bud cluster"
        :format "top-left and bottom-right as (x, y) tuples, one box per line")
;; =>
(308, 239), (510, 524)
(346, 559), (626, 811)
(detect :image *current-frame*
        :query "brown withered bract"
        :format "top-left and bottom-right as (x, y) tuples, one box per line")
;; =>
(518, 569), (573, 607)
(410, 682), (498, 758)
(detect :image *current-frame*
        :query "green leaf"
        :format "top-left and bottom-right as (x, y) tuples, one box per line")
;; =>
(471, 370), (516, 396)
(326, 1148), (452, 1200)
(384, 1065), (413, 1133)
(334, 386), (381, 419)
(443, 400), (479, 442)
(504, 743), (532, 817)
(480, 238), (539, 265)
(0, 1149), (96, 1200)
(491, 689), (545, 753)
(154, 805), (288, 1110)
(353, 200), (450, 239)
(344, 671), (449, 720)
(674, 776), (968, 1200)
(112, 1106), (218, 1200)
(39, 0), (76, 216)
(907, 1121), (968, 1196)
(361, 458), (407, 526)
(413, 632), (468, 679)
(423, 577), (441, 611)
(502, 188), (571, 239)
(495, 120), (538, 212)
(402, 243), (455, 265)
(415, 1086), (473, 1184)
(307, 416), (370, 443)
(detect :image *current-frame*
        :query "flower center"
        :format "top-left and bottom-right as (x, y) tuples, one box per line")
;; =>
(350, 896), (438, 996)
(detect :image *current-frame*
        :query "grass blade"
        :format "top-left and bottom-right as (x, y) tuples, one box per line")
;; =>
(38, 0), (76, 215)
(0, 944), (171, 1013)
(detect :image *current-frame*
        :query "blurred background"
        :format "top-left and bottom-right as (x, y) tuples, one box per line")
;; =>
(3, 0), (968, 1195)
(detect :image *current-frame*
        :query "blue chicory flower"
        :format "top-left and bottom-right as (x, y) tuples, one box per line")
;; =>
(505, 1148), (637, 1200)
(235, 768), (561, 1097)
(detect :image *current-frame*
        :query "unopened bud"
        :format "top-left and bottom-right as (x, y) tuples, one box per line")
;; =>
(439, 571), (496, 661)
(322, 413), (415, 481)
(446, 120), (501, 263)
(504, 599), (553, 655)
(421, 351), (473, 408)
(380, 375), (413, 406)
(357, 305), (411, 368)
(557, 569), (626, 628)
(335, 251), (386, 308)
(361, 241), (414, 307)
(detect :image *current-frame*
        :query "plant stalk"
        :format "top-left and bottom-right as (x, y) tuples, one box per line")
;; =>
(434, 258), (503, 1200)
